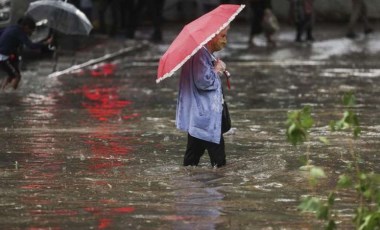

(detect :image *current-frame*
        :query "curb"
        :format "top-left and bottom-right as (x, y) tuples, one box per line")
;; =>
(48, 41), (149, 78)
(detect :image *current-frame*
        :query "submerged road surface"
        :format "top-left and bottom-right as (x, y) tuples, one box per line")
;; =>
(0, 23), (380, 229)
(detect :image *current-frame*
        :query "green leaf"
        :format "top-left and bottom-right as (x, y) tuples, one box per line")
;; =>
(286, 106), (314, 146)
(310, 167), (326, 179)
(327, 192), (335, 206)
(337, 174), (352, 188)
(363, 189), (372, 199)
(317, 205), (329, 220)
(343, 92), (356, 107)
(298, 196), (321, 213)
(319, 136), (330, 145)
(358, 213), (380, 230)
(354, 126), (361, 138)
(326, 220), (337, 230)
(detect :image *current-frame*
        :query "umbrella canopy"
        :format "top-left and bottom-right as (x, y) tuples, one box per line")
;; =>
(26, 0), (93, 35)
(156, 4), (245, 83)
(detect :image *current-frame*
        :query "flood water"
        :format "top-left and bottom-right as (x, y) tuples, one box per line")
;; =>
(1, 25), (380, 229)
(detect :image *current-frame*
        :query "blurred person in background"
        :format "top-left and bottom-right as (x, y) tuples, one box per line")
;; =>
(120, 0), (136, 39)
(96, 0), (119, 35)
(202, 0), (219, 12)
(79, 0), (93, 22)
(135, 0), (166, 42)
(247, 0), (273, 47)
(289, 0), (314, 43)
(346, 0), (373, 39)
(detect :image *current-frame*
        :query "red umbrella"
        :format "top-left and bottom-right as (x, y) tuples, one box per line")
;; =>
(156, 4), (245, 83)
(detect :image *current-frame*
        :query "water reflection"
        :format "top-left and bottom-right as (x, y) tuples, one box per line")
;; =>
(78, 64), (140, 228)
(81, 86), (132, 121)
(171, 171), (224, 230)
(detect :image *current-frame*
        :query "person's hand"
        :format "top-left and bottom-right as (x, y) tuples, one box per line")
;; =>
(214, 59), (231, 78)
(214, 58), (226, 74)
(44, 35), (54, 45)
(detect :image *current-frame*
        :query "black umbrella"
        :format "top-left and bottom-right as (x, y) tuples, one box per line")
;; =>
(26, 0), (93, 35)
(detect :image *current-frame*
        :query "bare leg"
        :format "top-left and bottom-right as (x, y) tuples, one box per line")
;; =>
(266, 32), (276, 47)
(1, 77), (12, 90)
(10, 76), (20, 90)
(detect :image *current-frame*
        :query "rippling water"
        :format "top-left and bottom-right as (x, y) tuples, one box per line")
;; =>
(1, 35), (380, 229)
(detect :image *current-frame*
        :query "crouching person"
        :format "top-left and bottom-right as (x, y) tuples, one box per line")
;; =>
(0, 16), (52, 90)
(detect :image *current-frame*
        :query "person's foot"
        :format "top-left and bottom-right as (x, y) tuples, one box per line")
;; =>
(306, 36), (314, 42)
(346, 32), (357, 39)
(1, 78), (12, 90)
(364, 28), (374, 35)
(267, 39), (276, 47)
(295, 37), (303, 43)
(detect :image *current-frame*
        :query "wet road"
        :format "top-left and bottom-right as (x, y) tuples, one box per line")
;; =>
(1, 23), (380, 229)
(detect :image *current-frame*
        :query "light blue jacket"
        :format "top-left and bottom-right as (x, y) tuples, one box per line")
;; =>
(176, 48), (223, 144)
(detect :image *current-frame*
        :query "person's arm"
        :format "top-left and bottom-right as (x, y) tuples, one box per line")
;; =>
(192, 50), (220, 91)
(19, 30), (46, 50)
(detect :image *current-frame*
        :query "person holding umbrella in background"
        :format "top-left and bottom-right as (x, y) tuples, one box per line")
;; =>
(0, 16), (52, 90)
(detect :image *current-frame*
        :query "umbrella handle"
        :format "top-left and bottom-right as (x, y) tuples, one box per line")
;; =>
(223, 70), (230, 78)
(224, 70), (231, 90)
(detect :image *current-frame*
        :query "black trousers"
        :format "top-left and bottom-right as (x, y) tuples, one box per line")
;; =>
(249, 0), (272, 36)
(295, 14), (313, 41)
(97, 0), (119, 35)
(184, 133), (226, 168)
(135, 0), (165, 41)
(120, 0), (136, 38)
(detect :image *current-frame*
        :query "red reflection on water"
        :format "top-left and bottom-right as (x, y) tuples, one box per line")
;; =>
(113, 207), (135, 213)
(90, 63), (116, 77)
(99, 218), (112, 229)
(74, 70), (138, 228)
(81, 86), (132, 122)
(78, 83), (138, 171)
(85, 206), (135, 215)
(84, 206), (135, 229)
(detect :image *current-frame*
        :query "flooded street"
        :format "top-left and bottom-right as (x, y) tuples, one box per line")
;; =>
(1, 24), (380, 229)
